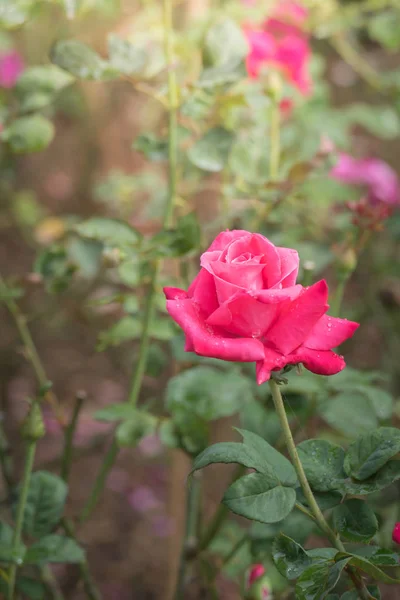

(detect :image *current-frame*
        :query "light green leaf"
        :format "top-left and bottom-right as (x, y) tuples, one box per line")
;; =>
(352, 545), (400, 568)
(192, 442), (273, 476)
(344, 428), (400, 481)
(116, 413), (157, 448)
(297, 439), (346, 492)
(108, 34), (146, 75)
(1, 116), (54, 153)
(203, 18), (248, 69)
(13, 472), (67, 539)
(0, 0), (34, 28)
(335, 552), (400, 584)
(332, 499), (378, 542)
(133, 133), (168, 161)
(223, 473), (296, 524)
(74, 217), (141, 247)
(188, 127), (234, 172)
(51, 40), (118, 81)
(320, 392), (378, 437)
(368, 11), (400, 50)
(295, 559), (351, 600)
(24, 535), (85, 564)
(94, 403), (138, 422)
(16, 65), (74, 112)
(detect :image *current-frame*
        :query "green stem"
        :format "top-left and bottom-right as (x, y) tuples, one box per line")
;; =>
(0, 275), (64, 424)
(8, 441), (36, 600)
(62, 519), (101, 600)
(79, 0), (179, 524)
(268, 379), (372, 600)
(0, 421), (14, 496)
(174, 472), (202, 600)
(61, 392), (86, 482)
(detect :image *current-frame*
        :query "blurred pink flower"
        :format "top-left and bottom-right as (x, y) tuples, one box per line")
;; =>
(331, 153), (400, 206)
(137, 433), (162, 458)
(128, 486), (161, 513)
(0, 51), (24, 88)
(244, 1), (311, 95)
(150, 514), (175, 538)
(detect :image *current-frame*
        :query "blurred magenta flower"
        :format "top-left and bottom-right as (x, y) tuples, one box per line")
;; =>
(247, 564), (265, 587)
(331, 153), (400, 206)
(246, 564), (272, 599)
(392, 522), (400, 544)
(0, 50), (24, 88)
(244, 1), (311, 95)
(128, 486), (161, 513)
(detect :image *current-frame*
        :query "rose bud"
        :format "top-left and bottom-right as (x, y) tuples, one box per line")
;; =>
(392, 522), (400, 545)
(245, 564), (273, 599)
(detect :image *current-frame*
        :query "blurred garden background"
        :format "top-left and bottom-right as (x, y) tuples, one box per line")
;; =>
(1, 0), (400, 598)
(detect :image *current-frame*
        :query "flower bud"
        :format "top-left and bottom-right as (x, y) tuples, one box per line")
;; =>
(245, 565), (273, 600)
(21, 402), (45, 441)
(392, 522), (400, 545)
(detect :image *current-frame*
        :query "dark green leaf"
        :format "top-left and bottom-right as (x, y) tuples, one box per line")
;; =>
(94, 403), (138, 422)
(16, 65), (74, 112)
(133, 133), (168, 161)
(332, 499), (378, 542)
(237, 429), (297, 486)
(341, 460), (400, 495)
(16, 577), (46, 600)
(335, 553), (400, 584)
(188, 127), (234, 172)
(1, 116), (54, 153)
(295, 559), (351, 600)
(149, 212), (201, 257)
(344, 428), (400, 481)
(272, 534), (312, 580)
(192, 442), (269, 475)
(297, 439), (346, 492)
(108, 35), (146, 75)
(51, 40), (118, 80)
(74, 217), (140, 247)
(223, 473), (296, 524)
(13, 471), (67, 539)
(116, 412), (157, 447)
(297, 490), (343, 512)
(352, 546), (400, 568)
(24, 535), (85, 564)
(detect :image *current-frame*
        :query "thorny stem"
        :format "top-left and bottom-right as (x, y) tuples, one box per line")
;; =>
(0, 274), (64, 425)
(269, 379), (372, 600)
(174, 472), (202, 600)
(8, 440), (36, 600)
(80, 0), (178, 523)
(61, 392), (86, 483)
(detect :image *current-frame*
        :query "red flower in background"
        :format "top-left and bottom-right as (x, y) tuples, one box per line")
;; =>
(164, 230), (358, 384)
(244, 1), (312, 96)
(0, 50), (24, 89)
(392, 522), (400, 545)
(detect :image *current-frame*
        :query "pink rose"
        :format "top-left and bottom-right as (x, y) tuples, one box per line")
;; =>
(247, 564), (266, 587)
(244, 1), (312, 96)
(164, 231), (359, 384)
(0, 51), (24, 89)
(392, 522), (400, 545)
(331, 153), (400, 206)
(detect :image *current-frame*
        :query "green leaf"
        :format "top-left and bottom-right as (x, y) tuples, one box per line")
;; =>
(297, 490), (343, 512)
(94, 403), (138, 422)
(13, 472), (67, 539)
(16, 577), (46, 600)
(295, 559), (351, 600)
(368, 11), (400, 50)
(203, 18), (248, 69)
(223, 473), (296, 524)
(1, 115), (54, 153)
(272, 534), (312, 580)
(344, 428), (400, 481)
(108, 34), (146, 75)
(192, 441), (270, 475)
(297, 440), (346, 492)
(16, 65), (74, 112)
(332, 499), (378, 542)
(198, 60), (247, 88)
(188, 127), (234, 172)
(24, 535), (85, 564)
(116, 412), (157, 447)
(0, 521), (25, 563)
(0, 0), (34, 28)
(236, 429), (297, 486)
(335, 553), (400, 584)
(341, 460), (400, 495)
(51, 40), (118, 80)
(320, 392), (378, 437)
(133, 133), (168, 161)
(149, 212), (201, 257)
(74, 217), (140, 247)
(352, 546), (400, 568)
(341, 588), (380, 600)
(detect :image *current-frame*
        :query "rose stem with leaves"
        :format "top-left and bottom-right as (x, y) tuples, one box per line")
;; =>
(80, 0), (178, 523)
(269, 379), (373, 600)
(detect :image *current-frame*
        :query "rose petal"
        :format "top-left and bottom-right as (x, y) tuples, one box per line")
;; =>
(304, 315), (359, 351)
(166, 298), (265, 362)
(164, 287), (188, 301)
(255, 285), (303, 304)
(287, 347), (346, 375)
(211, 261), (265, 292)
(188, 268), (219, 317)
(256, 347), (287, 384)
(206, 230), (250, 252)
(207, 292), (278, 338)
(276, 247), (299, 287)
(266, 280), (329, 354)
